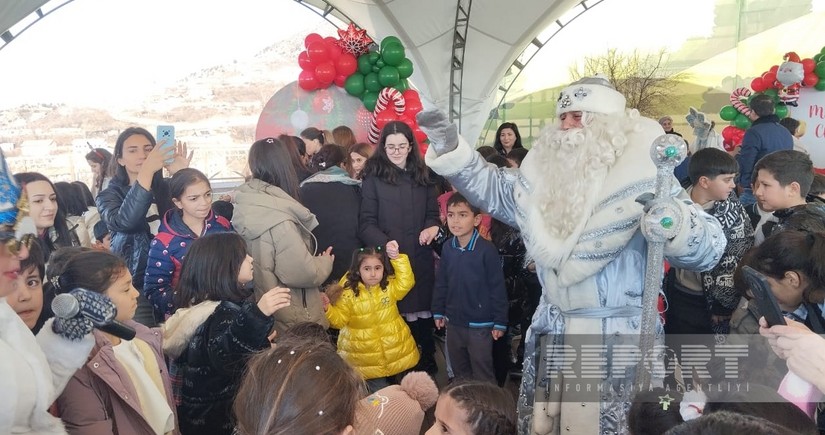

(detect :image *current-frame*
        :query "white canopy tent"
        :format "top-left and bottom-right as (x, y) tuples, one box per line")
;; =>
(1, 0), (600, 142)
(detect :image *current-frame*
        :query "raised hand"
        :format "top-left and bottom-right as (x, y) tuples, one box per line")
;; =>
(165, 140), (193, 175)
(416, 109), (459, 156)
(385, 240), (400, 259)
(257, 286), (291, 316)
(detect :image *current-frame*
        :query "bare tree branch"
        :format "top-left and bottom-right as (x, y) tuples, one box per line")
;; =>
(569, 48), (688, 117)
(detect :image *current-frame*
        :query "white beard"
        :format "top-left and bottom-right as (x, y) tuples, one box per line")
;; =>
(520, 112), (634, 270)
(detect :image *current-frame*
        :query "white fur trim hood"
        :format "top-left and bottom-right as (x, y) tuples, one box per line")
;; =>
(161, 300), (220, 359)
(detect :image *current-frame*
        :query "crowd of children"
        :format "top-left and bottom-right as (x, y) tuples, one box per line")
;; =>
(7, 96), (825, 435)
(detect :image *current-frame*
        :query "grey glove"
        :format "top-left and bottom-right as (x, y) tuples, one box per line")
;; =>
(416, 109), (459, 156)
(636, 193), (684, 243)
(52, 316), (94, 341)
(51, 288), (117, 341)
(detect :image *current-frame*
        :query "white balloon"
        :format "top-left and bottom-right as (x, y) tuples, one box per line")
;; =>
(290, 109), (309, 131)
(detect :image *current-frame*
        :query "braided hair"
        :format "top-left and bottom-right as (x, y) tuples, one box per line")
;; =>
(442, 380), (516, 434)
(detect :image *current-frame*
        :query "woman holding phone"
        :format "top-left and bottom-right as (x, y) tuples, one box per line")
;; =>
(96, 126), (192, 327)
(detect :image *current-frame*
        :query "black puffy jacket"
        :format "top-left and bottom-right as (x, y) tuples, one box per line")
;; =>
(163, 300), (274, 435)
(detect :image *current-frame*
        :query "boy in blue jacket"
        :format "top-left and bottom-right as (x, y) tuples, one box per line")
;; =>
(433, 192), (507, 383)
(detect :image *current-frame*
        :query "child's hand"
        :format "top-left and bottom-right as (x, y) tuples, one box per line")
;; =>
(319, 246), (334, 261)
(386, 240), (400, 259)
(492, 329), (504, 340)
(434, 318), (446, 329)
(419, 226), (440, 245)
(257, 286), (291, 316)
(320, 292), (331, 311)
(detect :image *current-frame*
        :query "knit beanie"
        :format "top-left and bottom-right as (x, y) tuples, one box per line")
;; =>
(354, 372), (438, 435)
(556, 74), (626, 116)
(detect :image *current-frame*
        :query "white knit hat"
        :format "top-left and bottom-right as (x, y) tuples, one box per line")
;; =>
(556, 74), (626, 116)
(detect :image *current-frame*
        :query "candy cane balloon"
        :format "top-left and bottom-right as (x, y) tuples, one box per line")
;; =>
(730, 87), (753, 118)
(368, 88), (406, 143)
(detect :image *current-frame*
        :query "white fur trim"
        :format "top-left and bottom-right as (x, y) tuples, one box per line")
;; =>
(424, 135), (475, 177)
(161, 300), (220, 359)
(36, 318), (95, 370)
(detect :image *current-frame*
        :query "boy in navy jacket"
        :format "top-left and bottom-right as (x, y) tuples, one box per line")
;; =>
(433, 192), (507, 383)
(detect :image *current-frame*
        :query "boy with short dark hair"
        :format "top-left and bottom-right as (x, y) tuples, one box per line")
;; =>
(751, 150), (816, 243)
(6, 240), (46, 332)
(664, 148), (753, 338)
(432, 192), (507, 383)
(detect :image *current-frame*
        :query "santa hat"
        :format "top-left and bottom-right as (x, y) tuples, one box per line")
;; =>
(354, 372), (438, 435)
(556, 74), (626, 116)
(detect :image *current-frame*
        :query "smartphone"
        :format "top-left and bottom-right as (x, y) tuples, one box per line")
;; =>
(156, 125), (175, 164)
(742, 265), (787, 327)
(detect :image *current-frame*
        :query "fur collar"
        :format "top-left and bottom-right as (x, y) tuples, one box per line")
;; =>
(161, 301), (220, 359)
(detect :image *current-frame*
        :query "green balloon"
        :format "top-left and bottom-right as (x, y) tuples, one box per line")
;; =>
(378, 66), (400, 87)
(372, 66), (380, 73)
(357, 54), (373, 75)
(380, 36), (402, 51)
(816, 61), (825, 78)
(376, 59), (385, 68)
(763, 88), (779, 103)
(362, 91), (379, 112)
(815, 53), (823, 63)
(775, 104), (789, 119)
(344, 73), (365, 96)
(816, 79), (825, 91)
(364, 72), (381, 92)
(394, 79), (409, 92)
(719, 105), (738, 121)
(733, 113), (752, 129)
(381, 42), (406, 66)
(368, 51), (381, 64)
(396, 58), (414, 79)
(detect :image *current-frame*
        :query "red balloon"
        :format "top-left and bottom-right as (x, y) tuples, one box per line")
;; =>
(751, 77), (766, 92)
(334, 74), (348, 88)
(397, 114), (415, 127)
(298, 51), (314, 70)
(418, 142), (428, 156)
(803, 58), (816, 74)
(307, 41), (329, 64)
(413, 127), (427, 144)
(721, 126), (734, 141)
(762, 71), (777, 87)
(336, 53), (358, 76)
(375, 108), (397, 129)
(315, 61), (336, 85)
(769, 65), (779, 74)
(402, 89), (420, 103)
(405, 98), (423, 115)
(804, 72), (819, 87)
(326, 39), (342, 61)
(305, 33), (324, 49)
(298, 70), (319, 91)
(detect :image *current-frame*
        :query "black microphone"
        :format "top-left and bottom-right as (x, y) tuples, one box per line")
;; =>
(52, 289), (137, 340)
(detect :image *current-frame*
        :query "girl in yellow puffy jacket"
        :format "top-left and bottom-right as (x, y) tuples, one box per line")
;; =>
(323, 241), (419, 392)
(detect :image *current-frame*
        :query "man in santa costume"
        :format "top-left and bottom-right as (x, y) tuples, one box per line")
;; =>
(417, 75), (726, 434)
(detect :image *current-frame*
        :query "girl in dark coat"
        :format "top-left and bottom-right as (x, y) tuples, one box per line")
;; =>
(300, 144), (362, 284)
(96, 127), (190, 326)
(162, 233), (290, 435)
(359, 121), (441, 375)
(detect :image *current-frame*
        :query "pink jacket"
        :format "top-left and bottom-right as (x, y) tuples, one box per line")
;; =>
(56, 321), (179, 435)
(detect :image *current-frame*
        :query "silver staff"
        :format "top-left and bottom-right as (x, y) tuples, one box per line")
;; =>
(635, 134), (688, 388)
